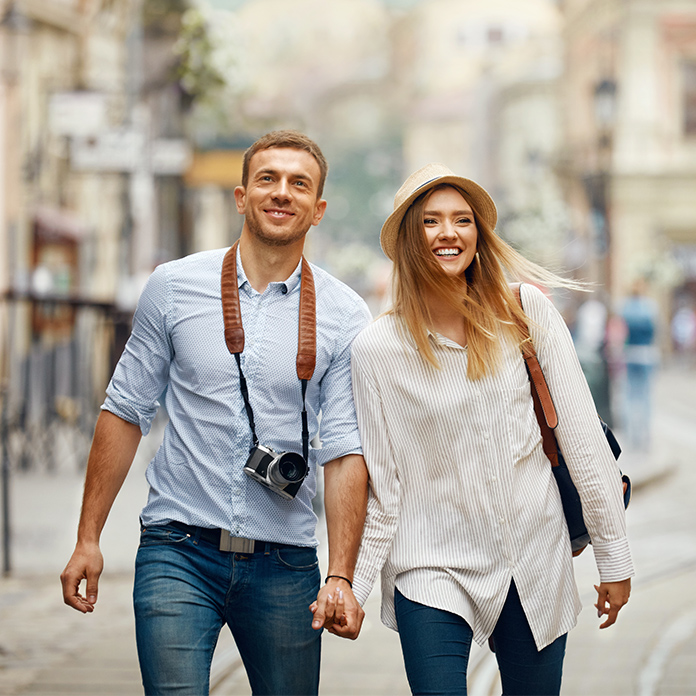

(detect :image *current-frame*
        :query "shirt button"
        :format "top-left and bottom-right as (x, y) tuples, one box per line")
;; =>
(483, 432), (490, 440)
(491, 475), (498, 482)
(499, 517), (506, 525)
(281, 285), (288, 295)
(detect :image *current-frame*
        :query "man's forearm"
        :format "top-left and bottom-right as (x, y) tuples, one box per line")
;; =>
(77, 410), (142, 543)
(62, 410), (143, 613)
(323, 453), (368, 580)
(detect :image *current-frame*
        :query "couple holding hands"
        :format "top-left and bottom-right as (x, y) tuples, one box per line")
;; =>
(61, 130), (632, 696)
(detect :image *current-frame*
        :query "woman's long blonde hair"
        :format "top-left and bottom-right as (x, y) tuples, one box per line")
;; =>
(391, 183), (582, 380)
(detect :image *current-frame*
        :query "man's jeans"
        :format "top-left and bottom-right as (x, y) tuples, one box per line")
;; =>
(133, 523), (321, 695)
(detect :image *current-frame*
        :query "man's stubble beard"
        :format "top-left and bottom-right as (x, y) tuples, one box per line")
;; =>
(245, 209), (309, 248)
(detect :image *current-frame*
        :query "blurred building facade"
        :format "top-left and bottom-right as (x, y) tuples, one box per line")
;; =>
(0, 0), (136, 474)
(1, 0), (135, 306)
(393, 0), (569, 269)
(0, 0), (197, 474)
(208, 0), (572, 280)
(3, 0), (696, 478)
(559, 0), (696, 330)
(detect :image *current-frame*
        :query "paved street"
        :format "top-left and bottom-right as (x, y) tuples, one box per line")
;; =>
(0, 367), (695, 695)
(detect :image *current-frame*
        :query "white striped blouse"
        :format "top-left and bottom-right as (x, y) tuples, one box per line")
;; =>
(350, 283), (634, 650)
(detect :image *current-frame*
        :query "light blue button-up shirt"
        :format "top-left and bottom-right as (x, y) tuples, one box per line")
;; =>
(103, 246), (372, 547)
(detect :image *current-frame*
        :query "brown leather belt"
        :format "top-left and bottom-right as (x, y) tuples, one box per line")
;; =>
(167, 520), (292, 553)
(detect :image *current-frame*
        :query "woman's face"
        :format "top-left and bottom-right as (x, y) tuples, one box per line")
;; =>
(422, 186), (478, 278)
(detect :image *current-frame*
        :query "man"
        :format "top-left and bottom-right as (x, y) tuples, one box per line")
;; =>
(61, 130), (371, 695)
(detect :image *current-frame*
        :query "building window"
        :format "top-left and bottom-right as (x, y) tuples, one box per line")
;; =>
(488, 25), (504, 45)
(683, 60), (696, 136)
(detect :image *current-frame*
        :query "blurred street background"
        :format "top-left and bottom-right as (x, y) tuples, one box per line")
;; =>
(1, 0), (696, 694)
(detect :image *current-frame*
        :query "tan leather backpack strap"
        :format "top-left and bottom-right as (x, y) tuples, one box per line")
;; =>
(221, 241), (245, 354)
(529, 379), (560, 467)
(512, 283), (560, 466)
(510, 283), (535, 361)
(296, 256), (316, 381)
(525, 357), (559, 430)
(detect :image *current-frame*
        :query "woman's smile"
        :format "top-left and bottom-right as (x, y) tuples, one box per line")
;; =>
(423, 187), (478, 276)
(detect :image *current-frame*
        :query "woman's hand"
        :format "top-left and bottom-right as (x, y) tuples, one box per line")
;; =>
(310, 578), (365, 640)
(594, 578), (631, 629)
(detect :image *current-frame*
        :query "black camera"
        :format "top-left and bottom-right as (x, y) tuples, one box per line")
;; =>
(243, 444), (308, 499)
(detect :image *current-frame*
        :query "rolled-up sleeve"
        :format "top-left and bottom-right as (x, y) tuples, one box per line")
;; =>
(103, 264), (173, 436)
(525, 284), (634, 583)
(314, 302), (372, 466)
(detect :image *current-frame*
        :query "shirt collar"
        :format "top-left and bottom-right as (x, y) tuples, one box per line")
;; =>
(426, 328), (467, 351)
(235, 244), (303, 295)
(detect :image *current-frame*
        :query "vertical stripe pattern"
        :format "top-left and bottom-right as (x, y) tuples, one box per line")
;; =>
(103, 246), (372, 547)
(351, 283), (634, 650)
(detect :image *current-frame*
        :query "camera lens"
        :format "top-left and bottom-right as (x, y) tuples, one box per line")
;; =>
(269, 452), (307, 485)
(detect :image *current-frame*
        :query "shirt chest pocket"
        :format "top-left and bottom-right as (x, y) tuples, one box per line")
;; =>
(505, 383), (543, 464)
(173, 340), (239, 392)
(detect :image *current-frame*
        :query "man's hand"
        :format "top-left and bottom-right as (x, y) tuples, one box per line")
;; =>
(594, 578), (631, 629)
(60, 541), (104, 613)
(59, 411), (141, 614)
(310, 577), (365, 640)
(318, 453), (368, 640)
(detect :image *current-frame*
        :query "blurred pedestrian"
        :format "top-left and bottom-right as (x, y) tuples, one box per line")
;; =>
(349, 164), (633, 696)
(60, 131), (371, 695)
(671, 303), (696, 368)
(573, 294), (613, 426)
(620, 278), (659, 451)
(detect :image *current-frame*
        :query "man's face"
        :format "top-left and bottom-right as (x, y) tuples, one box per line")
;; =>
(234, 147), (327, 248)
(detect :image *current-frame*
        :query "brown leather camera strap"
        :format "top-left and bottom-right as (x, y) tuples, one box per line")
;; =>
(221, 241), (316, 461)
(221, 241), (316, 380)
(511, 283), (560, 466)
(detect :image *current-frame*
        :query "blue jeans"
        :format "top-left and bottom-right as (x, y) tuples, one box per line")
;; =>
(394, 581), (567, 696)
(133, 522), (321, 695)
(624, 362), (653, 449)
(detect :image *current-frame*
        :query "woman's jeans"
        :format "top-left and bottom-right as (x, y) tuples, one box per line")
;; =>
(394, 581), (567, 696)
(133, 522), (321, 695)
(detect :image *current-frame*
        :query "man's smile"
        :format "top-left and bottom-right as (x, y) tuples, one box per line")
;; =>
(265, 208), (295, 219)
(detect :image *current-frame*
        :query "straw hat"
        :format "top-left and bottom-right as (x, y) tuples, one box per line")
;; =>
(380, 163), (497, 261)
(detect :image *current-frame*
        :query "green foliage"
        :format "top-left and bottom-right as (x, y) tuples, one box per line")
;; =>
(321, 141), (402, 250)
(173, 8), (227, 104)
(143, 0), (189, 29)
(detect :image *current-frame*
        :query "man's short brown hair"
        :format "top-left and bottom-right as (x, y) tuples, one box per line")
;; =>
(242, 130), (329, 197)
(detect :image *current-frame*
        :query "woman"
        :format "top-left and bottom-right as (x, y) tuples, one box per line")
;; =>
(349, 164), (633, 695)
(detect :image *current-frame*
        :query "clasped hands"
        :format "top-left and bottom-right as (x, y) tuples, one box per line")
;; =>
(310, 578), (365, 640)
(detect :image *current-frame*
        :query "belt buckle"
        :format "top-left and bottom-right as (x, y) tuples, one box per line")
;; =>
(219, 530), (255, 553)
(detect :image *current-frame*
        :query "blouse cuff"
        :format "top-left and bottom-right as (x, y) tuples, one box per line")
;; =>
(592, 537), (635, 583)
(351, 574), (374, 607)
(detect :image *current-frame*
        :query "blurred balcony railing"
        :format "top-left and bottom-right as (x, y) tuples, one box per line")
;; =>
(1, 290), (132, 473)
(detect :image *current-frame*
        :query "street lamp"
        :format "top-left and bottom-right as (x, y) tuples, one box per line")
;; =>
(594, 78), (617, 152)
(1, 0), (30, 577)
(1, 2), (31, 80)
(590, 77), (618, 293)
